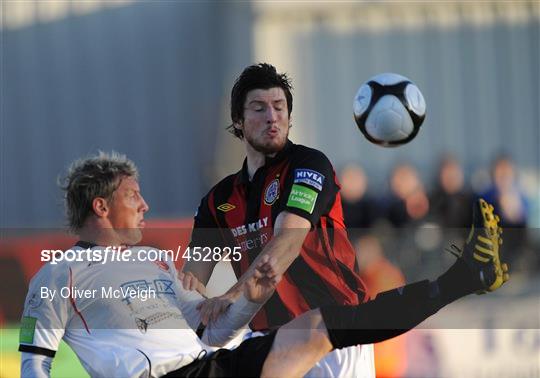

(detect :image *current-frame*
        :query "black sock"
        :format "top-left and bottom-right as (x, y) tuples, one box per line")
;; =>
(320, 280), (441, 349)
(436, 258), (481, 304)
(321, 260), (479, 350)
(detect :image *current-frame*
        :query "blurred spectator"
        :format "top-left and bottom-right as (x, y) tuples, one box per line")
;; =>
(482, 155), (529, 226)
(518, 168), (540, 228)
(355, 234), (405, 299)
(385, 163), (430, 227)
(339, 164), (379, 233)
(430, 155), (472, 228)
(481, 155), (529, 265)
(355, 234), (407, 377)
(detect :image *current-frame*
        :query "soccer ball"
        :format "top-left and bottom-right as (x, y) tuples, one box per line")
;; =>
(353, 73), (426, 147)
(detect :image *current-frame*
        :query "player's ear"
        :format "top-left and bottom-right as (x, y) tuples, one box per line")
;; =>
(92, 197), (109, 218)
(233, 120), (243, 131)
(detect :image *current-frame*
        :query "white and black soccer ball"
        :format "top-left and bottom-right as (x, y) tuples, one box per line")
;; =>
(353, 73), (426, 147)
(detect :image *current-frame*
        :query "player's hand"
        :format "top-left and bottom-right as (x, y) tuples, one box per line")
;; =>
(196, 293), (237, 325)
(244, 255), (282, 304)
(179, 271), (207, 298)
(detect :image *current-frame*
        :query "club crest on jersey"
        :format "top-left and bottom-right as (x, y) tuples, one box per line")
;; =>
(294, 169), (325, 191)
(264, 179), (280, 205)
(217, 203), (236, 212)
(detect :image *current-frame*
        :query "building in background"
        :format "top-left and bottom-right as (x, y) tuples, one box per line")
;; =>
(1, 1), (538, 228)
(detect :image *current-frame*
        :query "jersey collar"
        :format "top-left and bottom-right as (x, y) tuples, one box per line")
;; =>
(237, 139), (293, 185)
(75, 241), (98, 249)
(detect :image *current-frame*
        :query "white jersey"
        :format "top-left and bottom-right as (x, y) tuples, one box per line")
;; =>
(19, 245), (260, 377)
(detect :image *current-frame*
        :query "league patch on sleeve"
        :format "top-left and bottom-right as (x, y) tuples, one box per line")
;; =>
(20, 316), (37, 344)
(287, 184), (318, 214)
(293, 169), (325, 191)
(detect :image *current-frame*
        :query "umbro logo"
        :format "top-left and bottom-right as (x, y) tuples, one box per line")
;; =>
(217, 203), (236, 212)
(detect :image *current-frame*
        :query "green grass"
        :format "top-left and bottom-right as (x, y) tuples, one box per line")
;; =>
(1, 326), (88, 378)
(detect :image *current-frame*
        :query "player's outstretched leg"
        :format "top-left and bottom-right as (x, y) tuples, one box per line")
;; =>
(265, 199), (509, 358)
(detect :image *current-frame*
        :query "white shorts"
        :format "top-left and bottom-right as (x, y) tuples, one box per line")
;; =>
(243, 331), (375, 378)
(304, 344), (375, 378)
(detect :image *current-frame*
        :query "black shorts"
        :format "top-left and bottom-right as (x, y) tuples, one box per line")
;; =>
(162, 331), (277, 377)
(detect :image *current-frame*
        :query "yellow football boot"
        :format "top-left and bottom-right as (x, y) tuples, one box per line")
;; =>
(465, 198), (509, 293)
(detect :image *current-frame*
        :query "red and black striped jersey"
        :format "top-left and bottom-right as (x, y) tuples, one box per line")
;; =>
(190, 140), (367, 331)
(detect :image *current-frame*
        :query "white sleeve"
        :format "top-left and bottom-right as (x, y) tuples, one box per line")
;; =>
(167, 259), (206, 330)
(21, 352), (51, 378)
(19, 263), (70, 357)
(169, 259), (262, 346)
(201, 295), (262, 347)
(175, 284), (206, 330)
(175, 285), (262, 346)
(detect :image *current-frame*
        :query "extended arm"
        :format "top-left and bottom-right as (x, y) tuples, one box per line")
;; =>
(225, 211), (309, 297)
(179, 257), (279, 346)
(177, 281), (263, 347)
(196, 211), (309, 324)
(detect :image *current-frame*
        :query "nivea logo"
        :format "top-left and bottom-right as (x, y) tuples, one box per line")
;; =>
(294, 169), (325, 191)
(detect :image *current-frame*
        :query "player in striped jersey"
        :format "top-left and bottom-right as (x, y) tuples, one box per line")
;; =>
(184, 63), (374, 377)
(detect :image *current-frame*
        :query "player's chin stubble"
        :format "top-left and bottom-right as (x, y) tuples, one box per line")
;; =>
(247, 130), (289, 156)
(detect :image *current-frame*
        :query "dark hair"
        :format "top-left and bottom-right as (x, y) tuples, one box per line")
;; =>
(61, 151), (138, 232)
(227, 63), (293, 139)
